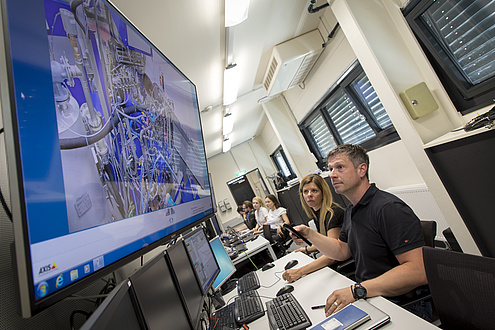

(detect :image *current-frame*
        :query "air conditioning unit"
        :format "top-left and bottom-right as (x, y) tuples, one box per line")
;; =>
(262, 29), (324, 97)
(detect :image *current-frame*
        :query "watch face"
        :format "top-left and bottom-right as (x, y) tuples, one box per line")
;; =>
(355, 285), (367, 298)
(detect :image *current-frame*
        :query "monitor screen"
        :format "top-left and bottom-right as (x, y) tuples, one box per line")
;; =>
(209, 237), (236, 291)
(183, 227), (220, 293)
(128, 252), (190, 330)
(165, 239), (204, 329)
(1, 0), (213, 317)
(79, 280), (143, 330)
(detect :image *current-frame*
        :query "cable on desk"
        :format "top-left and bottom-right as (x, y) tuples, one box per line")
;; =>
(243, 251), (259, 270)
(260, 270), (283, 289)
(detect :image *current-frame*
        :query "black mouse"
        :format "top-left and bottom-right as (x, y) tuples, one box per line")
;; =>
(276, 284), (294, 297)
(284, 259), (298, 270)
(262, 263), (275, 271)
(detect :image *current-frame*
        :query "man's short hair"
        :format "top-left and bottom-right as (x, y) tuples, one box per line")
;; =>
(327, 144), (370, 179)
(243, 200), (253, 210)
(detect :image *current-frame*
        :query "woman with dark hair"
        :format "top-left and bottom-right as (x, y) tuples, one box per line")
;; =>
(265, 194), (290, 240)
(282, 174), (344, 283)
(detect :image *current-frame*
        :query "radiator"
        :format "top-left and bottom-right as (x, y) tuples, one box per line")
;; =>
(385, 184), (449, 241)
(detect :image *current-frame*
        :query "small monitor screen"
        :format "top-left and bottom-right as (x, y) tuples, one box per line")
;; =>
(210, 237), (236, 291)
(183, 227), (220, 293)
(129, 253), (190, 330)
(165, 240), (203, 329)
(79, 280), (142, 330)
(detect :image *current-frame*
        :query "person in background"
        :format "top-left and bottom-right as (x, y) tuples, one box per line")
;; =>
(242, 200), (257, 230)
(291, 144), (430, 321)
(252, 196), (269, 234)
(265, 194), (290, 241)
(282, 174), (344, 283)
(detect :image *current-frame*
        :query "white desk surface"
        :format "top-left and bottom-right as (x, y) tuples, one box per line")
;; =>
(223, 252), (439, 330)
(232, 236), (276, 265)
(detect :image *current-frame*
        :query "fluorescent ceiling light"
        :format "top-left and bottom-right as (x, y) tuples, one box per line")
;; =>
(223, 112), (234, 135)
(225, 0), (250, 27)
(223, 64), (239, 105)
(223, 137), (232, 153)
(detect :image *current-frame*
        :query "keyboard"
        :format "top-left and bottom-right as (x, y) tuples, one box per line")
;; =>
(266, 293), (312, 330)
(211, 291), (265, 329)
(235, 290), (265, 324)
(211, 302), (236, 329)
(237, 271), (260, 294)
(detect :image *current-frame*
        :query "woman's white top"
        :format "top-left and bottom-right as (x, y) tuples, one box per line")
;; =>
(255, 207), (268, 226)
(266, 207), (287, 229)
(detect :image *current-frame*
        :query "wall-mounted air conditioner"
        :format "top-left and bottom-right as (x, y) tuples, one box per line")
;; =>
(262, 29), (324, 97)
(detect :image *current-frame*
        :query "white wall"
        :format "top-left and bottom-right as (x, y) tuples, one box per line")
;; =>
(207, 138), (277, 225)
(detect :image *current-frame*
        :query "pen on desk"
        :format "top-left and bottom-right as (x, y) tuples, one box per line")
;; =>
(311, 304), (326, 310)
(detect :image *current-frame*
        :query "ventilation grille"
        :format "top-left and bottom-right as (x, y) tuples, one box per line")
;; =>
(262, 29), (324, 96)
(263, 57), (279, 91)
(287, 51), (320, 90)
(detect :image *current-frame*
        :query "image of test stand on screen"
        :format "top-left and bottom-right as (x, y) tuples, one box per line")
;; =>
(46, 0), (209, 232)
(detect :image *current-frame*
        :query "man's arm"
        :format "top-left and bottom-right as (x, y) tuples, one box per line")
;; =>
(362, 247), (427, 297)
(324, 247), (427, 316)
(293, 225), (351, 261)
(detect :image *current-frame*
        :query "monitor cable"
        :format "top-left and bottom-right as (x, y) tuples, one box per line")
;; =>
(0, 127), (12, 221)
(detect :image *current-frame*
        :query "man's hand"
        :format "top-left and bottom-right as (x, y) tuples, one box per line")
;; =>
(282, 268), (303, 283)
(289, 225), (310, 245)
(324, 286), (355, 317)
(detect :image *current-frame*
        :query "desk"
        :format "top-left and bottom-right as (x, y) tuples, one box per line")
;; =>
(223, 252), (439, 330)
(231, 236), (277, 266)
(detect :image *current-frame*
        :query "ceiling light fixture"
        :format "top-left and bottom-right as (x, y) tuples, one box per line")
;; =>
(223, 111), (234, 135)
(225, 0), (250, 27)
(223, 63), (239, 105)
(223, 137), (232, 153)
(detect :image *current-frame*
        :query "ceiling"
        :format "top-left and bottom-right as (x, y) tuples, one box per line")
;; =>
(110, 0), (329, 158)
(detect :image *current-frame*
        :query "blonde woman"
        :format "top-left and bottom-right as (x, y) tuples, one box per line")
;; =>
(252, 196), (268, 234)
(282, 174), (344, 282)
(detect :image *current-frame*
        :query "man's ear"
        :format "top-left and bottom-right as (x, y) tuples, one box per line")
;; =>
(357, 163), (368, 178)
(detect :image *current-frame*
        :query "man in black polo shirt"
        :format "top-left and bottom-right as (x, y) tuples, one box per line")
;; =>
(293, 144), (430, 321)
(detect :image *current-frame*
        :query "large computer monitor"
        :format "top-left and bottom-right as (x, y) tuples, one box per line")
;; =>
(165, 239), (204, 330)
(128, 252), (190, 330)
(0, 0), (214, 317)
(79, 280), (143, 330)
(183, 227), (220, 294)
(209, 236), (236, 291)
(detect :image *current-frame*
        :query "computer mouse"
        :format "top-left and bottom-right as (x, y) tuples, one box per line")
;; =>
(276, 284), (294, 297)
(262, 263), (275, 271)
(284, 259), (298, 270)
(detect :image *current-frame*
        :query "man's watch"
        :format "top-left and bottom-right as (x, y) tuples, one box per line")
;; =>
(352, 283), (367, 300)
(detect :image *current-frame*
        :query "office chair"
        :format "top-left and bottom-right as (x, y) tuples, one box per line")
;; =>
(423, 246), (495, 330)
(263, 224), (293, 258)
(442, 227), (463, 252)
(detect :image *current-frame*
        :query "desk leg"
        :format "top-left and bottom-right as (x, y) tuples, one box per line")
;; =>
(267, 244), (277, 261)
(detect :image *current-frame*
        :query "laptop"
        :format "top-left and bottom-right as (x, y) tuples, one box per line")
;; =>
(353, 300), (390, 330)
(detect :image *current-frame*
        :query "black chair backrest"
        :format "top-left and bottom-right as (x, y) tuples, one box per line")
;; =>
(420, 220), (437, 247)
(423, 246), (495, 330)
(442, 227), (463, 252)
(263, 224), (274, 243)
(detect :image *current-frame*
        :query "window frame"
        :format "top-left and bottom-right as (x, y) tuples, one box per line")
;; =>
(299, 63), (400, 170)
(270, 146), (296, 180)
(404, 0), (495, 115)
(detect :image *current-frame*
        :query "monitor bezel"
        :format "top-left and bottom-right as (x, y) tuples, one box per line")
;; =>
(0, 0), (214, 317)
(209, 236), (236, 292)
(182, 226), (220, 294)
